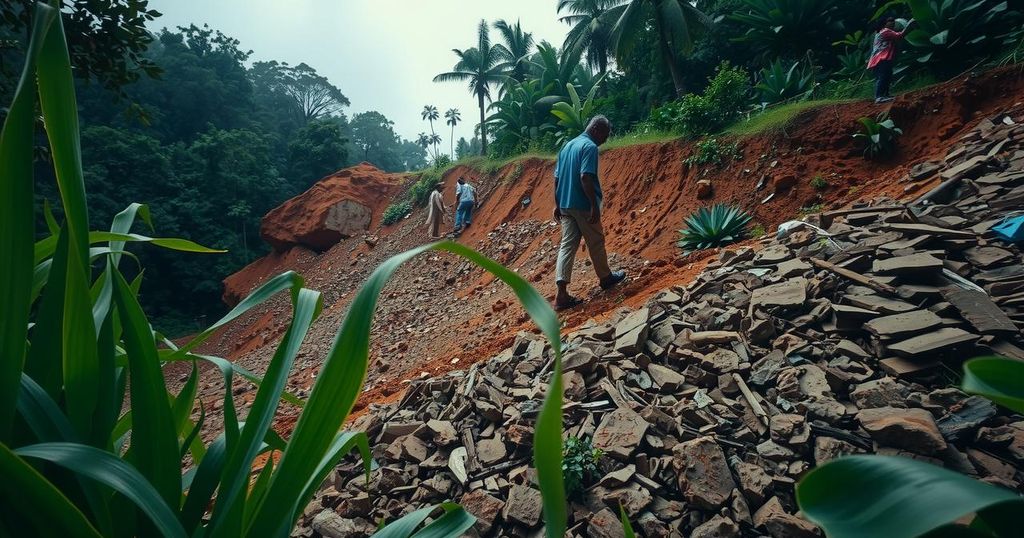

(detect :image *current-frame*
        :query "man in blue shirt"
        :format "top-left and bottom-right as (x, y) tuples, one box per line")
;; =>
(553, 115), (626, 310)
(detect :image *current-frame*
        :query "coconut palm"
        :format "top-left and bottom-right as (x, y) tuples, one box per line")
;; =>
(558, 0), (625, 75)
(444, 108), (461, 158)
(609, 0), (712, 95)
(433, 20), (509, 155)
(416, 132), (431, 157)
(421, 105), (440, 159)
(493, 19), (536, 85)
(428, 133), (443, 158)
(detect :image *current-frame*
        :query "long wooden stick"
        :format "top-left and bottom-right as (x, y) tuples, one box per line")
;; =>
(809, 257), (900, 297)
(733, 373), (769, 428)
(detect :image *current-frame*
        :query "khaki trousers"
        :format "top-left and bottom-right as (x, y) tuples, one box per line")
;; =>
(556, 208), (611, 284)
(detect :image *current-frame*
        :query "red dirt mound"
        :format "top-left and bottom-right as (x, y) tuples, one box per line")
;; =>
(191, 66), (1024, 437)
(259, 162), (404, 252)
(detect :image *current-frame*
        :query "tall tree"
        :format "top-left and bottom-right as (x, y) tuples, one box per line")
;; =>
(286, 119), (350, 189)
(445, 108), (461, 157)
(558, 0), (625, 75)
(421, 105), (440, 159)
(493, 19), (536, 84)
(433, 20), (508, 155)
(349, 111), (405, 171)
(610, 0), (712, 95)
(0, 0), (162, 102)
(251, 61), (350, 123)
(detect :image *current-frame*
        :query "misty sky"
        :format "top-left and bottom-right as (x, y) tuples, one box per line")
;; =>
(147, 0), (573, 151)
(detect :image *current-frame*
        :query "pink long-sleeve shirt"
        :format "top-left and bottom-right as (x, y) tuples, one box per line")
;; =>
(868, 28), (906, 69)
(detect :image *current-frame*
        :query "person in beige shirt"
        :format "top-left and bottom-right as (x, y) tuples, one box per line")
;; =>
(425, 183), (446, 239)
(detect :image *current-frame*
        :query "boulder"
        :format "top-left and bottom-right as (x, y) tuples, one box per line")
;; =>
(260, 163), (404, 251)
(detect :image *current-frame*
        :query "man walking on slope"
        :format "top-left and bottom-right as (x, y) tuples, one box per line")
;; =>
(454, 177), (476, 235)
(868, 17), (915, 103)
(552, 115), (626, 311)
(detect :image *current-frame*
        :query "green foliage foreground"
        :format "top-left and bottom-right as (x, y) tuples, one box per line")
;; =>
(797, 356), (1024, 538)
(1, 4), (569, 536)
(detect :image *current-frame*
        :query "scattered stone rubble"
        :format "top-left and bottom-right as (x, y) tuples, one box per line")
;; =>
(294, 111), (1024, 537)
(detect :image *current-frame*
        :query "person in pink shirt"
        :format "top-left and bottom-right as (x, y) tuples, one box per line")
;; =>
(867, 17), (916, 103)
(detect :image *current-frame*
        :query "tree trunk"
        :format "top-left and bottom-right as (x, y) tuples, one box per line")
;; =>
(450, 125), (455, 158)
(656, 17), (687, 96)
(428, 119), (438, 161)
(478, 92), (487, 156)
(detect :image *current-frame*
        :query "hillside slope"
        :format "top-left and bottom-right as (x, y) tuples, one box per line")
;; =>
(195, 67), (1024, 434)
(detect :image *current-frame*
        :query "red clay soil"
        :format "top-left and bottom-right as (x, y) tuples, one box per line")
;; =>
(257, 163), (405, 252)
(189, 66), (1024, 437)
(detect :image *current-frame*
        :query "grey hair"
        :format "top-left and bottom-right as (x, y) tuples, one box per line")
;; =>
(586, 115), (611, 132)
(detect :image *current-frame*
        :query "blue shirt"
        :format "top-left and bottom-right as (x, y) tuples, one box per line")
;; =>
(554, 133), (601, 211)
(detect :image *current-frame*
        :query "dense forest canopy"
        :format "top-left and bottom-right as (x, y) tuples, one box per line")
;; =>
(2, 0), (1023, 333)
(1, 4), (427, 333)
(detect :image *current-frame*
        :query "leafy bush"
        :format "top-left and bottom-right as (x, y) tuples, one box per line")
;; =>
(677, 204), (752, 252)
(433, 154), (452, 169)
(409, 169), (443, 207)
(876, 0), (1022, 73)
(755, 59), (815, 106)
(1, 9), (569, 536)
(810, 174), (829, 189)
(562, 436), (602, 499)
(685, 137), (741, 166)
(854, 114), (903, 159)
(382, 200), (411, 225)
(750, 223), (768, 238)
(731, 0), (846, 58)
(643, 62), (750, 137)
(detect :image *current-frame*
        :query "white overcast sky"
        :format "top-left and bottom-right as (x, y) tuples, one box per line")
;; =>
(147, 0), (572, 148)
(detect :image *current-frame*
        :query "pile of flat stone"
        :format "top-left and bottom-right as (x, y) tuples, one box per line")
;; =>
(294, 112), (1024, 538)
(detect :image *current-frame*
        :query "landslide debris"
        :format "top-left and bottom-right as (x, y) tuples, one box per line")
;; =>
(294, 110), (1024, 537)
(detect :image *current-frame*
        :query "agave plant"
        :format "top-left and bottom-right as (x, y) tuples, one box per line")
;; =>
(853, 114), (903, 159)
(677, 204), (752, 252)
(754, 59), (815, 106)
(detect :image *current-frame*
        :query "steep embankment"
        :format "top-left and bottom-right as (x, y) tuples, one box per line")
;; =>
(193, 67), (1024, 437)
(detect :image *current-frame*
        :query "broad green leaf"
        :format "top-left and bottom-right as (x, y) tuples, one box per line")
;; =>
(961, 356), (1024, 413)
(411, 502), (476, 538)
(620, 504), (637, 538)
(207, 287), (322, 533)
(171, 271), (307, 358)
(247, 242), (562, 536)
(930, 30), (950, 45)
(34, 230), (223, 264)
(0, 0), (57, 442)
(16, 443), (187, 538)
(111, 269), (180, 508)
(0, 443), (100, 537)
(288, 431), (373, 526)
(797, 455), (1023, 538)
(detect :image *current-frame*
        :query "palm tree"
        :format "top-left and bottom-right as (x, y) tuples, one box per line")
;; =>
(444, 108), (461, 158)
(558, 0), (624, 75)
(421, 105), (440, 159)
(493, 19), (535, 85)
(428, 133), (443, 161)
(609, 0), (711, 95)
(433, 20), (508, 155)
(416, 132), (431, 157)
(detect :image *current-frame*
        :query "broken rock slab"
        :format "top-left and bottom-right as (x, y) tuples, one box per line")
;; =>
(593, 408), (649, 460)
(752, 496), (821, 538)
(887, 328), (980, 358)
(459, 490), (504, 536)
(672, 436), (737, 510)
(864, 310), (944, 339)
(751, 278), (808, 310)
(857, 406), (948, 455)
(503, 485), (543, 528)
